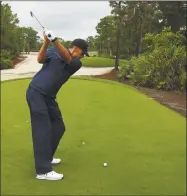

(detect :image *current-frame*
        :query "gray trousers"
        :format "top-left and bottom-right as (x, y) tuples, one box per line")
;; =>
(26, 86), (65, 174)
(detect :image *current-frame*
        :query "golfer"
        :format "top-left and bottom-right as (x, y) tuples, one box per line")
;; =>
(26, 30), (89, 180)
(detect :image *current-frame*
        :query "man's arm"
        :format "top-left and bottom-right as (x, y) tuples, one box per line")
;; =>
(37, 40), (50, 64)
(52, 39), (72, 64)
(37, 32), (50, 64)
(44, 30), (72, 64)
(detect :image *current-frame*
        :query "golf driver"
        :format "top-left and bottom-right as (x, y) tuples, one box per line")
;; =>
(30, 11), (51, 37)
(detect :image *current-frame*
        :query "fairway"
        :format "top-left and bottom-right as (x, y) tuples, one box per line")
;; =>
(1, 78), (186, 195)
(81, 57), (126, 67)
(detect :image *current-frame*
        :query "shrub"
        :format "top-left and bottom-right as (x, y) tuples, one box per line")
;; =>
(0, 50), (13, 69)
(142, 27), (186, 54)
(117, 60), (133, 80)
(130, 45), (186, 91)
(179, 71), (187, 92)
(0, 50), (12, 60)
(130, 55), (155, 87)
(0, 58), (12, 69)
(118, 27), (187, 92)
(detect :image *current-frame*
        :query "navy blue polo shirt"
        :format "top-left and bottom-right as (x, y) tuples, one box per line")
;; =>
(29, 47), (82, 98)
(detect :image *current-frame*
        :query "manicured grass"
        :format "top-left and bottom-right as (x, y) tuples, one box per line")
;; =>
(81, 57), (125, 67)
(1, 78), (186, 195)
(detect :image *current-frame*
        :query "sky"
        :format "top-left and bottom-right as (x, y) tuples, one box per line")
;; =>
(5, 1), (112, 41)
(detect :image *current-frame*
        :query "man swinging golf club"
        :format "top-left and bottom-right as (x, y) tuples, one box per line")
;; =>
(26, 29), (89, 180)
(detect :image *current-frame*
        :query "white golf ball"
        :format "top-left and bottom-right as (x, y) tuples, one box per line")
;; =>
(103, 162), (108, 167)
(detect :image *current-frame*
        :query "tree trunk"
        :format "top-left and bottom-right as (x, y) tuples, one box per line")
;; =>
(108, 41), (110, 56)
(110, 48), (112, 57)
(115, 22), (121, 70)
(136, 14), (144, 56)
(114, 1), (123, 70)
(99, 42), (102, 56)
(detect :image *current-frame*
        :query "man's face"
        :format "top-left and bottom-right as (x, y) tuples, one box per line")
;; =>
(71, 47), (84, 59)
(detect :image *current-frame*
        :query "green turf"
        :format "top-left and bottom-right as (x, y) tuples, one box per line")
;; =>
(81, 57), (125, 67)
(1, 78), (186, 195)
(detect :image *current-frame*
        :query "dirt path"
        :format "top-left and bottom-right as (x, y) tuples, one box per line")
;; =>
(1, 53), (113, 81)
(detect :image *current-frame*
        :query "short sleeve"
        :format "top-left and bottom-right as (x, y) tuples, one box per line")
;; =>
(66, 58), (82, 75)
(68, 58), (82, 68)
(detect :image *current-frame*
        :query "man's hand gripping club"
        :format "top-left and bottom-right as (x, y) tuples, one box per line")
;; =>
(37, 30), (72, 64)
(44, 30), (57, 42)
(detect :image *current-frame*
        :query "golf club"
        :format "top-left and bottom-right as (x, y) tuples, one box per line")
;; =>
(30, 11), (45, 30)
(30, 11), (51, 37)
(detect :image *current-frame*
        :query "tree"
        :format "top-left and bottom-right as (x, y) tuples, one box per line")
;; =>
(1, 3), (19, 57)
(158, 1), (187, 33)
(86, 36), (97, 51)
(95, 15), (116, 56)
(18, 27), (39, 53)
(64, 40), (72, 48)
(108, 1), (163, 60)
(110, 1), (135, 69)
(1, 3), (40, 57)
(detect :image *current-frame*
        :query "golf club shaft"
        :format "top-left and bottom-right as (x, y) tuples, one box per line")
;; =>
(30, 11), (52, 38)
(30, 11), (45, 29)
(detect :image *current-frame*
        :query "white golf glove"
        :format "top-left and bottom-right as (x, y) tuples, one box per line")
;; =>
(44, 30), (57, 42)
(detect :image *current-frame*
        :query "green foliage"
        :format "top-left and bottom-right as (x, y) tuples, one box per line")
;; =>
(1, 3), (19, 54)
(117, 60), (133, 80)
(0, 59), (12, 69)
(129, 55), (154, 87)
(0, 50), (13, 69)
(179, 68), (187, 91)
(95, 1), (186, 63)
(142, 27), (186, 53)
(0, 3), (42, 69)
(86, 36), (97, 51)
(0, 50), (12, 59)
(19, 27), (39, 53)
(131, 46), (186, 91)
(0, 50), (12, 69)
(119, 27), (187, 91)
(158, 1), (186, 33)
(63, 40), (72, 48)
(108, 1), (164, 59)
(95, 15), (117, 57)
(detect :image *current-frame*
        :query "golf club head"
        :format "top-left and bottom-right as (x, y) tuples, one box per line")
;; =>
(30, 11), (33, 17)
(30, 11), (45, 29)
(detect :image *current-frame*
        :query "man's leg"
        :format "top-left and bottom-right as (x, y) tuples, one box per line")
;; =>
(47, 99), (66, 158)
(51, 117), (65, 158)
(26, 87), (53, 174)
